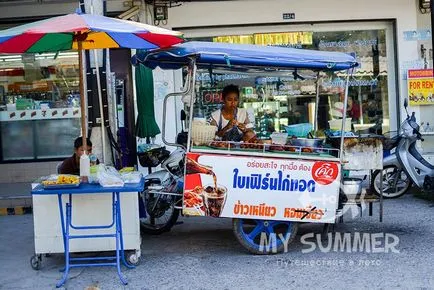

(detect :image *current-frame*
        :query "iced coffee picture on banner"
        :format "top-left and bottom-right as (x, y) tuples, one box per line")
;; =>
(183, 154), (228, 217)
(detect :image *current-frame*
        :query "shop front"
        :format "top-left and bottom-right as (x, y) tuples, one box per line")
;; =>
(162, 0), (432, 158)
(0, 52), (81, 163)
(190, 23), (395, 136)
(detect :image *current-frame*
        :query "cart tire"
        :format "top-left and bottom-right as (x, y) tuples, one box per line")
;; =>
(232, 218), (298, 255)
(126, 251), (141, 266)
(30, 255), (41, 270)
(371, 165), (411, 198)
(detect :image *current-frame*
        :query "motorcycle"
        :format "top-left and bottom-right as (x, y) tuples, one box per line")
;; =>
(371, 98), (434, 198)
(139, 146), (185, 234)
(138, 110), (188, 235)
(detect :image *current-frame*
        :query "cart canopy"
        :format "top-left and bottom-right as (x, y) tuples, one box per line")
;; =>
(132, 41), (358, 72)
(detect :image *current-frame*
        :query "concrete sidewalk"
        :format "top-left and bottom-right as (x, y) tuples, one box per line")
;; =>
(0, 183), (32, 214)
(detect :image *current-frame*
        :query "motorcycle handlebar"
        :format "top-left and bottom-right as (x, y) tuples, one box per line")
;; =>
(413, 129), (424, 141)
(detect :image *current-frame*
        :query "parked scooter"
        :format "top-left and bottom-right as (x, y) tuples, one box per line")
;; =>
(371, 132), (411, 198)
(139, 147), (185, 234)
(372, 98), (434, 197)
(138, 111), (187, 234)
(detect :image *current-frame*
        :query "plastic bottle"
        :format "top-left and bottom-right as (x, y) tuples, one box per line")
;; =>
(89, 154), (97, 166)
(89, 154), (98, 183)
(80, 153), (90, 183)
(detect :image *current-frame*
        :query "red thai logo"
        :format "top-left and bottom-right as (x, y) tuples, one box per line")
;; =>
(312, 162), (339, 185)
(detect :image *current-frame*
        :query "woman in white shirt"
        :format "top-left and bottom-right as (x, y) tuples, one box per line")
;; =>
(210, 84), (255, 142)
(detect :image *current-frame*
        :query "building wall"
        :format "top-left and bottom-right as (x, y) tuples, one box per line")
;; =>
(416, 10), (434, 153)
(0, 0), (431, 182)
(164, 0), (433, 153)
(165, 0), (421, 123)
(0, 161), (59, 183)
(167, 0), (416, 28)
(0, 0), (125, 20)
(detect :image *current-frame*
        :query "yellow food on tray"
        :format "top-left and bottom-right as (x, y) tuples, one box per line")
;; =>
(42, 175), (80, 186)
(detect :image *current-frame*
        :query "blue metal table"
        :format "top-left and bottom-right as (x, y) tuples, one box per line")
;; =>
(31, 179), (145, 288)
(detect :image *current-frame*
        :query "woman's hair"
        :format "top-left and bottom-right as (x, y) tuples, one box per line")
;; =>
(74, 137), (93, 149)
(222, 84), (240, 100)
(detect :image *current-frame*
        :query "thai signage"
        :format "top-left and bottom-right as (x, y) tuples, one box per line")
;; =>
(183, 153), (341, 223)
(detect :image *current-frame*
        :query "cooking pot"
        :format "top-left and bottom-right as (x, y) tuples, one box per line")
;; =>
(288, 138), (324, 148)
(342, 178), (363, 196)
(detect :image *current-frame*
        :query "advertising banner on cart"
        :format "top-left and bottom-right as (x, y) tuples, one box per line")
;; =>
(407, 69), (434, 106)
(183, 153), (341, 223)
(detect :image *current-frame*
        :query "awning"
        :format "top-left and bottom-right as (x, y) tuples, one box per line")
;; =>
(132, 41), (358, 72)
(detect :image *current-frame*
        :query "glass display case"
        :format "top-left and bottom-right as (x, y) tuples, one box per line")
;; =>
(193, 69), (344, 141)
(0, 118), (80, 161)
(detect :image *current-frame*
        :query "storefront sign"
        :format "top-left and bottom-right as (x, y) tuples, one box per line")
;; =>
(213, 35), (254, 44)
(183, 153), (340, 223)
(254, 32), (313, 46)
(403, 29), (432, 41)
(407, 69), (434, 106)
(318, 39), (378, 48)
(201, 90), (223, 104)
(213, 32), (313, 46)
(196, 73), (250, 82)
(323, 78), (378, 88)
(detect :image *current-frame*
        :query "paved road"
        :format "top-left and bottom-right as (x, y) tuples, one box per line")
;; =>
(1, 194), (433, 290)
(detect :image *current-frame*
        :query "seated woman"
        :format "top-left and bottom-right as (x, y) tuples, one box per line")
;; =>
(210, 84), (256, 142)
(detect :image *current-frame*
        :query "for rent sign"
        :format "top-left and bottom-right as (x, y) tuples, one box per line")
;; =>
(407, 69), (434, 106)
(183, 153), (341, 223)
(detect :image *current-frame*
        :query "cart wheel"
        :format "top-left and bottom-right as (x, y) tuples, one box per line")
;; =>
(126, 251), (141, 266)
(232, 218), (298, 255)
(30, 255), (41, 270)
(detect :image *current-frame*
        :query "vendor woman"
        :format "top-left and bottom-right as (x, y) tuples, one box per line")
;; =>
(210, 84), (255, 142)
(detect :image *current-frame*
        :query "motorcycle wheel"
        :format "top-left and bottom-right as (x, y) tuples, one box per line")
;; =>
(139, 188), (180, 235)
(371, 165), (412, 198)
(232, 218), (298, 255)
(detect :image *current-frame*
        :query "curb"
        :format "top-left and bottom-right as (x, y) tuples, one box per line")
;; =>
(0, 206), (32, 216)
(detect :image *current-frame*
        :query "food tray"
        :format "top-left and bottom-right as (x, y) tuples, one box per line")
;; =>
(268, 145), (321, 155)
(208, 141), (268, 152)
(269, 149), (320, 156)
(43, 183), (80, 190)
(207, 144), (236, 150)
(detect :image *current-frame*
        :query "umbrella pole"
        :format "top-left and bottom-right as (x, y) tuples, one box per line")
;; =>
(78, 41), (87, 152)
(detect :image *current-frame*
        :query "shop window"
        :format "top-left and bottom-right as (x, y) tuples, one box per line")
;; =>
(0, 51), (81, 162)
(202, 28), (390, 134)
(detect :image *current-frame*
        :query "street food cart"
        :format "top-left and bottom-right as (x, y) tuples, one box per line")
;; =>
(135, 41), (383, 254)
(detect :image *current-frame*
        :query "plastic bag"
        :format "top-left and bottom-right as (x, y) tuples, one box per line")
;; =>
(97, 165), (124, 187)
(120, 172), (143, 184)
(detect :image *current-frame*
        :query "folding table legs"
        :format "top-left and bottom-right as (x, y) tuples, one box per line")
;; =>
(55, 192), (131, 288)
(116, 192), (135, 269)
